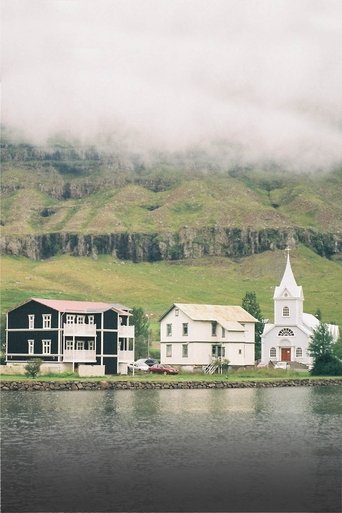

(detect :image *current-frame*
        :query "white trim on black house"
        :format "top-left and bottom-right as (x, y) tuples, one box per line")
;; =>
(6, 298), (135, 375)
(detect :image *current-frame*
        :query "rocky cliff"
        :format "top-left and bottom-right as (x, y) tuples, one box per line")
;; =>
(1, 227), (340, 262)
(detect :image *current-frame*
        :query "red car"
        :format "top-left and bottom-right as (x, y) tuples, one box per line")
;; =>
(148, 364), (179, 375)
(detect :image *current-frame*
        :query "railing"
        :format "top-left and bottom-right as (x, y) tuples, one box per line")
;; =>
(63, 323), (96, 337)
(63, 349), (97, 363)
(119, 325), (135, 338)
(119, 350), (134, 362)
(203, 363), (219, 374)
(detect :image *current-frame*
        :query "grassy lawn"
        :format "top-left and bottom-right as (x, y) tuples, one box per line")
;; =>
(2, 369), (341, 383)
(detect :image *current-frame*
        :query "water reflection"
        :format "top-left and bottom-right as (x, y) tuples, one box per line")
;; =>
(1, 386), (341, 513)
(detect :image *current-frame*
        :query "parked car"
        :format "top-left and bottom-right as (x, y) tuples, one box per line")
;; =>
(128, 358), (159, 372)
(128, 359), (150, 372)
(148, 364), (179, 375)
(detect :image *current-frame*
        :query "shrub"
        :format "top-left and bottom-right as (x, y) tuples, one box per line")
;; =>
(25, 358), (43, 378)
(310, 354), (342, 376)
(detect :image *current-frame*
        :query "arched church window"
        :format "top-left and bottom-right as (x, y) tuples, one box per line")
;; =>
(282, 306), (290, 317)
(278, 328), (294, 337)
(270, 347), (276, 359)
(295, 347), (303, 358)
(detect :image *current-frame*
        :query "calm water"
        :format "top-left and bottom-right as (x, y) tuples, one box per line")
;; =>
(1, 386), (341, 513)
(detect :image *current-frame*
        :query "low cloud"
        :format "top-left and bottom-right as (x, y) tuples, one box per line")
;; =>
(2, 0), (342, 170)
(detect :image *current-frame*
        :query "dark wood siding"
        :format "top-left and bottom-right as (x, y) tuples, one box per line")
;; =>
(103, 332), (117, 355)
(7, 300), (58, 330)
(103, 357), (117, 375)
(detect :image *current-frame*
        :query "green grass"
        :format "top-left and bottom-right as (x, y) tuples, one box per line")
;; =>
(1, 246), (341, 337)
(2, 371), (342, 383)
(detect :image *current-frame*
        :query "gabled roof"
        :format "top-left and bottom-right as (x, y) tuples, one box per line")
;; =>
(274, 252), (303, 300)
(10, 298), (131, 315)
(160, 303), (257, 330)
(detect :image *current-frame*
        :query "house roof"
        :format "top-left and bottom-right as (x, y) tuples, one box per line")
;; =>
(160, 303), (257, 330)
(23, 298), (131, 315)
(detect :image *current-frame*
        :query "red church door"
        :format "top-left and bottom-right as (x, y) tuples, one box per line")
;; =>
(281, 348), (291, 361)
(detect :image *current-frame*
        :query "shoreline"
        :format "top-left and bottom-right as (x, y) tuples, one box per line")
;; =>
(1, 377), (342, 391)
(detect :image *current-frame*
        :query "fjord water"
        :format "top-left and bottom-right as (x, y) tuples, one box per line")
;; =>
(1, 386), (341, 513)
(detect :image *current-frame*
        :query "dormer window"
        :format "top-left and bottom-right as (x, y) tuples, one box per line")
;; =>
(282, 306), (290, 317)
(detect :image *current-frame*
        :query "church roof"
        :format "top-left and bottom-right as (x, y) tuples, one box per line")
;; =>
(273, 252), (303, 300)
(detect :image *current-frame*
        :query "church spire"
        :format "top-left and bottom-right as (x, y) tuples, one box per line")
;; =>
(274, 248), (303, 299)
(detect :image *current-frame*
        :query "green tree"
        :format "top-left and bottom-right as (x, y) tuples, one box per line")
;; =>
(308, 323), (342, 376)
(314, 308), (322, 320)
(131, 307), (150, 359)
(333, 334), (342, 361)
(242, 291), (264, 361)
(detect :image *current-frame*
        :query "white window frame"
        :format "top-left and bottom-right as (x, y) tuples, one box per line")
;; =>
(211, 322), (217, 337)
(182, 344), (188, 358)
(282, 306), (290, 317)
(66, 314), (75, 325)
(65, 339), (74, 351)
(270, 347), (277, 359)
(88, 340), (95, 351)
(212, 344), (225, 357)
(182, 323), (188, 336)
(28, 340), (34, 355)
(166, 344), (172, 357)
(295, 347), (303, 358)
(42, 314), (52, 329)
(76, 340), (85, 350)
(42, 340), (51, 355)
(175, 308), (179, 316)
(77, 315), (85, 324)
(278, 328), (294, 337)
(28, 315), (35, 329)
(88, 316), (94, 324)
(166, 323), (172, 336)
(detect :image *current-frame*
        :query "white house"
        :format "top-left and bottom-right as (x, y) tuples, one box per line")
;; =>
(159, 303), (257, 371)
(261, 251), (339, 367)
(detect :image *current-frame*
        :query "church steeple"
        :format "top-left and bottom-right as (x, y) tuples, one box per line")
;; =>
(273, 249), (304, 325)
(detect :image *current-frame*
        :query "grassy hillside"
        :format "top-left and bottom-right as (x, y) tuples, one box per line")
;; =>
(1, 246), (341, 336)
(2, 138), (342, 235)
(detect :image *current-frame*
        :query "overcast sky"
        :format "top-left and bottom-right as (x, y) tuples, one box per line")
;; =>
(2, 0), (342, 169)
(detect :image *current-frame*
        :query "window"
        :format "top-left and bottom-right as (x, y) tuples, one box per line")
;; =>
(76, 340), (84, 350)
(166, 323), (172, 336)
(28, 340), (34, 355)
(182, 323), (188, 336)
(211, 321), (217, 336)
(295, 347), (303, 358)
(66, 315), (75, 325)
(77, 315), (85, 324)
(282, 306), (290, 317)
(166, 344), (172, 357)
(28, 315), (35, 329)
(65, 340), (73, 350)
(42, 314), (51, 329)
(88, 340), (95, 351)
(42, 340), (51, 355)
(270, 347), (276, 359)
(238, 349), (242, 355)
(221, 327), (225, 338)
(182, 344), (188, 358)
(175, 308), (179, 316)
(212, 345), (225, 357)
(278, 328), (294, 337)
(88, 316), (94, 324)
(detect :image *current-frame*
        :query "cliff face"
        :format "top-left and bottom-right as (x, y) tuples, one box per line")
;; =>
(1, 227), (340, 262)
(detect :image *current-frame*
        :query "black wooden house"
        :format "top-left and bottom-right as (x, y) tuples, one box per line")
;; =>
(6, 298), (135, 375)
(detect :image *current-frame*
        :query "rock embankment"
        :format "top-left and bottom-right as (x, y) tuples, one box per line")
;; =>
(1, 378), (341, 391)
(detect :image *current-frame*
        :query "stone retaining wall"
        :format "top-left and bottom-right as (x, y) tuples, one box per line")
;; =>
(1, 378), (342, 391)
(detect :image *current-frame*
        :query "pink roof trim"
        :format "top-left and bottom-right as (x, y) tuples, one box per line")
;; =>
(32, 298), (130, 314)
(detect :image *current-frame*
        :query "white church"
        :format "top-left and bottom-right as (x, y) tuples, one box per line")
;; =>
(261, 250), (339, 367)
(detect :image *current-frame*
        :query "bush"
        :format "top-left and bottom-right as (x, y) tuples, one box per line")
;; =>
(25, 358), (43, 378)
(310, 354), (342, 376)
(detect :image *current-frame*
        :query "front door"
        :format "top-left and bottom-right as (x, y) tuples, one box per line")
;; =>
(281, 347), (291, 361)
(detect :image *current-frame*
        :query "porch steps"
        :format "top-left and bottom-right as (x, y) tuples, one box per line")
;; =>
(203, 363), (220, 374)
